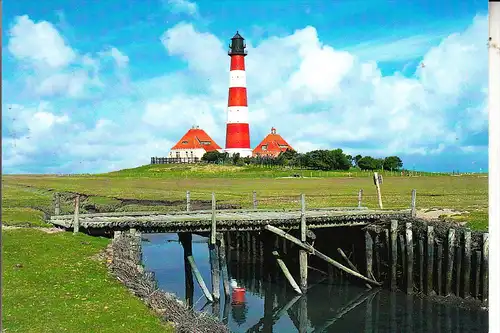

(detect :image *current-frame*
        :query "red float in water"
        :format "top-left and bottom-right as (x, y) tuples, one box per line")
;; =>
(231, 287), (246, 305)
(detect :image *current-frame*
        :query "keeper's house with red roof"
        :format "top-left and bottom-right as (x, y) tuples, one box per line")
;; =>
(252, 127), (294, 158)
(163, 126), (222, 163)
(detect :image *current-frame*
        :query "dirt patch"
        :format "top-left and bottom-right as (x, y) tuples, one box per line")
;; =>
(416, 208), (467, 222)
(2, 225), (65, 233)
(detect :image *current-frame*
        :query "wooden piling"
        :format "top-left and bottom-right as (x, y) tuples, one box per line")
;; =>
(418, 237), (424, 292)
(463, 231), (471, 298)
(406, 222), (413, 294)
(209, 243), (220, 301)
(299, 193), (308, 292)
(410, 189), (417, 217)
(482, 233), (488, 303)
(474, 250), (481, 299)
(338, 248), (371, 289)
(210, 192), (216, 245)
(445, 229), (455, 295)
(54, 192), (60, 215)
(436, 243), (443, 295)
(272, 251), (302, 294)
(252, 191), (257, 209)
(426, 225), (434, 295)
(217, 234), (231, 298)
(186, 191), (191, 212)
(398, 234), (406, 283)
(365, 231), (373, 280)
(179, 233), (194, 306)
(358, 189), (363, 208)
(73, 195), (80, 234)
(374, 234), (381, 281)
(187, 255), (213, 302)
(390, 220), (398, 290)
(455, 235), (462, 297)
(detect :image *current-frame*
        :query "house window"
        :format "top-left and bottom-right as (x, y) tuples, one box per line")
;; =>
(190, 151), (194, 157)
(176, 151), (180, 158)
(182, 141), (188, 144)
(262, 145), (267, 151)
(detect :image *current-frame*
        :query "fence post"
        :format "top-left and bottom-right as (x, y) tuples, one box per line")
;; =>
(411, 189), (417, 217)
(186, 191), (191, 212)
(252, 191), (257, 209)
(54, 192), (61, 215)
(73, 195), (80, 234)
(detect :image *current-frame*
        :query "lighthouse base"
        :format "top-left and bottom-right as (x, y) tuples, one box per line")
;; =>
(224, 148), (253, 158)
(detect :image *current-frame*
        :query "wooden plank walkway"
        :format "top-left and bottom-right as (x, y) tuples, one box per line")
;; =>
(50, 207), (412, 233)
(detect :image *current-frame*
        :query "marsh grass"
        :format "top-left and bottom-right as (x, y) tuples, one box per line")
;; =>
(1, 229), (173, 332)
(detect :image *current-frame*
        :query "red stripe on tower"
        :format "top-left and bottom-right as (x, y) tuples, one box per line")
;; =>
(225, 31), (252, 157)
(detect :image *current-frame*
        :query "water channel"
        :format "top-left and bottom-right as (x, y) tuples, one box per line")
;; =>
(142, 233), (488, 333)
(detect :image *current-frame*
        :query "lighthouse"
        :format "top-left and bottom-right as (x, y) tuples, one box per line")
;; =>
(224, 31), (252, 158)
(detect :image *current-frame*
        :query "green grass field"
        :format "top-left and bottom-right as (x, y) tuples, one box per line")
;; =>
(2, 228), (173, 333)
(2, 164), (489, 230)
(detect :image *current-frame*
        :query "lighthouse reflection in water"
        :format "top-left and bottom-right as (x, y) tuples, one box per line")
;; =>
(141, 233), (488, 333)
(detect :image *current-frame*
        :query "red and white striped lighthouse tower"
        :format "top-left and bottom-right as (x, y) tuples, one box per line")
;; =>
(224, 31), (252, 157)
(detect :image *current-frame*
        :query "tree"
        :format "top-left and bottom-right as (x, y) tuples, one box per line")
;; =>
(202, 151), (224, 163)
(357, 156), (378, 170)
(354, 154), (363, 167)
(383, 156), (403, 170)
(232, 153), (241, 165)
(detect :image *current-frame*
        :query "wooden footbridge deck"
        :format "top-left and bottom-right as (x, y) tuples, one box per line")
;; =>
(50, 207), (412, 233)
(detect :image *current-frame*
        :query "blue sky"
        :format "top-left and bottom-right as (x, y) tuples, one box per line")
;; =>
(2, 0), (488, 174)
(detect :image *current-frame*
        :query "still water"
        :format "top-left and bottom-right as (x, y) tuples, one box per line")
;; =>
(142, 233), (488, 333)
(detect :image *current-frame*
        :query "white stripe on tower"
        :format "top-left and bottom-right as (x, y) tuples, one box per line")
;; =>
(227, 106), (249, 123)
(229, 70), (246, 88)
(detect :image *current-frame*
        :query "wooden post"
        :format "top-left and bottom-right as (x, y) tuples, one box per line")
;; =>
(273, 251), (302, 294)
(218, 234), (231, 298)
(211, 192), (216, 245)
(54, 192), (61, 215)
(463, 231), (471, 298)
(426, 225), (434, 295)
(410, 189), (417, 217)
(436, 243), (443, 295)
(418, 237), (424, 292)
(399, 234), (406, 284)
(482, 233), (488, 303)
(474, 251), (481, 299)
(73, 195), (80, 234)
(338, 248), (372, 289)
(186, 191), (191, 212)
(406, 223), (414, 295)
(252, 191), (257, 209)
(455, 235), (462, 297)
(299, 193), (308, 292)
(373, 172), (383, 209)
(390, 220), (398, 290)
(445, 229), (455, 295)
(365, 231), (373, 280)
(179, 233), (194, 307)
(358, 189), (363, 208)
(374, 234), (381, 281)
(209, 217), (220, 301)
(187, 255), (213, 302)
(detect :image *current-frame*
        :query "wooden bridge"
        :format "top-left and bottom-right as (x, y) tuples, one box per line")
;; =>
(50, 207), (412, 233)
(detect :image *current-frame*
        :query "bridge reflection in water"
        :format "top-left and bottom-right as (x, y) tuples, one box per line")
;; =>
(142, 233), (488, 333)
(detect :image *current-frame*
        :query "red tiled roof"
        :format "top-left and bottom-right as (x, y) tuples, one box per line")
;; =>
(252, 127), (293, 157)
(171, 128), (222, 152)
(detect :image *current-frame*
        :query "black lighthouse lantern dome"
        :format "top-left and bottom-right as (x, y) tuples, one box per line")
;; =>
(228, 31), (247, 56)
